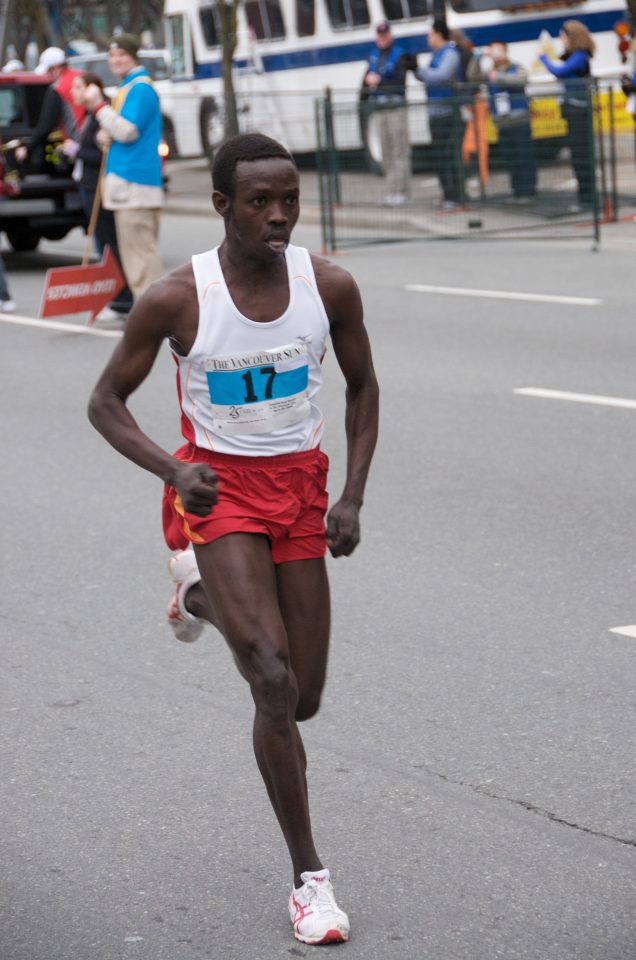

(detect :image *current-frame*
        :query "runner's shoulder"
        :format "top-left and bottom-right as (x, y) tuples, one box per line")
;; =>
(310, 253), (361, 325)
(310, 253), (360, 322)
(129, 262), (196, 339)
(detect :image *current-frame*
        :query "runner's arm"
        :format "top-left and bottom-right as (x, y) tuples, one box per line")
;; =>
(315, 258), (379, 557)
(87, 274), (218, 514)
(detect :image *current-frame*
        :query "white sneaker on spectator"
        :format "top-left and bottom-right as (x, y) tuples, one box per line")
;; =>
(289, 869), (350, 945)
(0, 299), (16, 312)
(381, 193), (409, 206)
(466, 177), (480, 199)
(95, 306), (126, 325)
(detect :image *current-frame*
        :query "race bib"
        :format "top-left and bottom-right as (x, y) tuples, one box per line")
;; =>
(204, 340), (310, 435)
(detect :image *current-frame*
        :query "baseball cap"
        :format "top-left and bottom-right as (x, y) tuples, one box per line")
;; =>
(1, 59), (25, 73)
(35, 46), (66, 74)
(376, 20), (391, 33)
(107, 34), (139, 59)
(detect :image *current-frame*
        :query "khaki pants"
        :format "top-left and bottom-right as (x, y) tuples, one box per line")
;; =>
(378, 106), (410, 198)
(114, 207), (163, 301)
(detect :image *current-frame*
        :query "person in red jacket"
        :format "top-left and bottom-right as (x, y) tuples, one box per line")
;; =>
(15, 47), (86, 167)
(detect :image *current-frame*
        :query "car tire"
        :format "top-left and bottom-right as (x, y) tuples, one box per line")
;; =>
(6, 226), (40, 251)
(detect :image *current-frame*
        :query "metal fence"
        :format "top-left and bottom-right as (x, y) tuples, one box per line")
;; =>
(315, 82), (636, 250)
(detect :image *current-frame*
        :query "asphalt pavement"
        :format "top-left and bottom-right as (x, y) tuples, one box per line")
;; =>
(1, 167), (636, 960)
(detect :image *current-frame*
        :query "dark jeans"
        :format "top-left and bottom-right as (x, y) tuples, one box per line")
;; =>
(498, 120), (537, 198)
(562, 102), (594, 204)
(429, 112), (465, 204)
(80, 185), (134, 312)
(0, 255), (11, 301)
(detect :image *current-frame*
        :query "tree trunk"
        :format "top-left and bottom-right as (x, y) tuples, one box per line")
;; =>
(217, 0), (239, 138)
(627, 0), (636, 31)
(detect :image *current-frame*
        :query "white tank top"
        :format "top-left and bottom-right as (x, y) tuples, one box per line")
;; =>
(172, 244), (330, 456)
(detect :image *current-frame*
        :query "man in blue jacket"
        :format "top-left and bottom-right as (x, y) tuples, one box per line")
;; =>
(414, 20), (463, 209)
(85, 35), (163, 304)
(364, 21), (414, 205)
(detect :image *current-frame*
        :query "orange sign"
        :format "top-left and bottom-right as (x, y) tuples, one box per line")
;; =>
(40, 246), (125, 323)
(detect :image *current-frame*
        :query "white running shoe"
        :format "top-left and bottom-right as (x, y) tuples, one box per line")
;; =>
(166, 547), (205, 643)
(289, 869), (350, 945)
(94, 306), (127, 327)
(0, 299), (16, 312)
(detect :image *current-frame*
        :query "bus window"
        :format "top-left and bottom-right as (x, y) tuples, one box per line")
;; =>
(296, 0), (316, 36)
(168, 13), (190, 73)
(326, 0), (370, 28)
(382, 0), (430, 20)
(245, 0), (286, 39)
(381, 0), (429, 19)
(199, 5), (220, 46)
(449, 0), (572, 10)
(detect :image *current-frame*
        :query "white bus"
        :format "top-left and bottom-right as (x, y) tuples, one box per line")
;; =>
(159, 0), (630, 158)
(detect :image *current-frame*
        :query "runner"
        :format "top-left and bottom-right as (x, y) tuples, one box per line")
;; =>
(88, 132), (379, 946)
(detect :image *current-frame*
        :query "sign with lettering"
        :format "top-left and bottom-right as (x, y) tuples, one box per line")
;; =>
(39, 246), (126, 323)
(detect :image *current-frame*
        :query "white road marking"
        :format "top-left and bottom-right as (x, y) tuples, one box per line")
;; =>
(0, 312), (122, 338)
(514, 387), (636, 410)
(405, 284), (602, 306)
(609, 625), (636, 638)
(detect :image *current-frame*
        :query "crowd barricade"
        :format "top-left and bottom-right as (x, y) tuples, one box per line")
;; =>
(315, 81), (636, 251)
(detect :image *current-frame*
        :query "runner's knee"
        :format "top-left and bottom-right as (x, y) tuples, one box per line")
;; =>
(247, 651), (298, 722)
(295, 692), (321, 722)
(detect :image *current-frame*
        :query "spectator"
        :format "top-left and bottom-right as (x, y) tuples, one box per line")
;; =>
(538, 20), (595, 210)
(15, 48), (85, 167)
(620, 37), (636, 114)
(84, 34), (163, 301)
(0, 254), (16, 312)
(450, 28), (478, 83)
(414, 20), (464, 209)
(453, 32), (490, 196)
(363, 20), (414, 206)
(66, 71), (133, 321)
(486, 41), (536, 202)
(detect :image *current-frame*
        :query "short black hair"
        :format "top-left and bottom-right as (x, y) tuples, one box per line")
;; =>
(431, 19), (450, 40)
(212, 133), (295, 197)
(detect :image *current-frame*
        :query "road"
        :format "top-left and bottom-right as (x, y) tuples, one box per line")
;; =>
(1, 176), (635, 960)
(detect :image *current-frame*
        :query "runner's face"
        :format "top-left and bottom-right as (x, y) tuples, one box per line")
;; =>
(220, 157), (300, 260)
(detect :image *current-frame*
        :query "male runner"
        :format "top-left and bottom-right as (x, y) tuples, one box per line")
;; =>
(88, 133), (379, 946)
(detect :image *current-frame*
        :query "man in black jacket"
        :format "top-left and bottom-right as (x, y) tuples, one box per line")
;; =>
(15, 47), (85, 168)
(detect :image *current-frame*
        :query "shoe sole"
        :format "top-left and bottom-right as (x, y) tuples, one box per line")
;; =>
(293, 928), (349, 945)
(167, 614), (204, 643)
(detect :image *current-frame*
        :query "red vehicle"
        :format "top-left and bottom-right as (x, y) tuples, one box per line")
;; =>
(0, 72), (86, 251)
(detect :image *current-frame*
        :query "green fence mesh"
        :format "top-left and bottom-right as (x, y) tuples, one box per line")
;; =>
(315, 82), (636, 250)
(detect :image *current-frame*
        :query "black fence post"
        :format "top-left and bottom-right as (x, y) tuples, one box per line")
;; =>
(315, 97), (336, 253)
(589, 83), (601, 246)
(608, 85), (618, 222)
(324, 86), (341, 208)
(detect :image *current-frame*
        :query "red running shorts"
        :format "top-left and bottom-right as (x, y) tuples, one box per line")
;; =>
(162, 443), (329, 564)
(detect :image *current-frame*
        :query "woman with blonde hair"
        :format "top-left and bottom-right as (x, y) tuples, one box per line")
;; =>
(538, 19), (595, 209)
